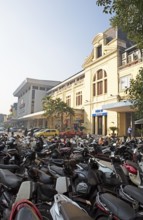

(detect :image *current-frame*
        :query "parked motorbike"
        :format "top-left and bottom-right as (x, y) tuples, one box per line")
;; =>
(114, 142), (136, 161)
(50, 193), (93, 220)
(9, 199), (43, 220)
(52, 158), (143, 220)
(112, 146), (143, 187)
(110, 153), (143, 212)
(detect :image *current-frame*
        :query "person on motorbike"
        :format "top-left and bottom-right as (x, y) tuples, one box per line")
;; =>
(98, 137), (104, 146)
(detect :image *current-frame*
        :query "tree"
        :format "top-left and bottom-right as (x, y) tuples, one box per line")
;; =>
(96, 0), (143, 48)
(42, 96), (75, 130)
(126, 68), (143, 118)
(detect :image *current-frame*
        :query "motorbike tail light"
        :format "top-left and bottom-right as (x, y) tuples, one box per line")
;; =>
(124, 164), (137, 175)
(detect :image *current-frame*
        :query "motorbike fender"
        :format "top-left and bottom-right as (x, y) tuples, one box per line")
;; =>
(129, 172), (140, 186)
(56, 177), (70, 194)
(14, 181), (36, 203)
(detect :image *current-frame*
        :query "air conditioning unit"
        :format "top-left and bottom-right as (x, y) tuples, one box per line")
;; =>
(122, 60), (126, 66)
(133, 53), (138, 60)
(122, 52), (127, 60)
(128, 54), (133, 63)
(133, 50), (140, 60)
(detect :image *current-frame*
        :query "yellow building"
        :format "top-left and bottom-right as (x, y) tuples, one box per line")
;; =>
(48, 27), (143, 137)
(47, 70), (85, 130)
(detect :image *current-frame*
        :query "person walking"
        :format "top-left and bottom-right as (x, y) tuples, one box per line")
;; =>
(127, 125), (132, 140)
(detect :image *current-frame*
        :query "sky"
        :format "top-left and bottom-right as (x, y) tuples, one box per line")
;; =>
(0, 0), (112, 115)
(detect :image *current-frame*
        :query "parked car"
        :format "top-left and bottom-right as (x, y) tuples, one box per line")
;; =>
(33, 128), (46, 137)
(34, 129), (59, 138)
(27, 128), (40, 136)
(10, 127), (18, 132)
(59, 129), (85, 138)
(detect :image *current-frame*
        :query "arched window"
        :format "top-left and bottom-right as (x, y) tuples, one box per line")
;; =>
(93, 69), (107, 96)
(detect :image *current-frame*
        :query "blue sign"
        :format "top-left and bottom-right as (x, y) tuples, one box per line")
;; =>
(92, 109), (107, 116)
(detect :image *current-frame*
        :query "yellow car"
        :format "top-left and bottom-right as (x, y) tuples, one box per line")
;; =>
(34, 128), (59, 138)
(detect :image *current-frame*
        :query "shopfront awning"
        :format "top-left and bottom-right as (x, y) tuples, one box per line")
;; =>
(102, 101), (134, 112)
(135, 119), (143, 125)
(18, 111), (45, 120)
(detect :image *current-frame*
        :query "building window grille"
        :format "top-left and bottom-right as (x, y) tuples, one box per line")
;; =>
(97, 81), (103, 95)
(119, 75), (131, 91)
(97, 45), (102, 58)
(40, 87), (45, 91)
(32, 86), (38, 90)
(66, 95), (71, 106)
(32, 90), (35, 99)
(104, 79), (107, 93)
(76, 91), (82, 106)
(93, 69), (107, 96)
(97, 69), (103, 80)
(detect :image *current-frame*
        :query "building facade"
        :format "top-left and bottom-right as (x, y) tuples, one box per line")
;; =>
(47, 27), (140, 136)
(11, 27), (143, 136)
(46, 70), (85, 130)
(111, 44), (143, 136)
(13, 78), (60, 128)
(82, 27), (135, 136)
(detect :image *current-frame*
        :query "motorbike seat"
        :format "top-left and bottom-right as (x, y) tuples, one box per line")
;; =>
(28, 167), (54, 184)
(124, 185), (143, 204)
(0, 169), (21, 189)
(50, 158), (64, 166)
(38, 170), (54, 184)
(0, 164), (19, 172)
(9, 200), (42, 220)
(49, 165), (65, 176)
(100, 192), (136, 220)
(60, 201), (93, 220)
(14, 206), (40, 220)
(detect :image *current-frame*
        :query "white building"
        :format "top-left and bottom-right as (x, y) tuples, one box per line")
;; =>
(13, 78), (60, 128)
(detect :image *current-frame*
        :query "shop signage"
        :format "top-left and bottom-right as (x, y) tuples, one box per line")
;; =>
(92, 109), (107, 116)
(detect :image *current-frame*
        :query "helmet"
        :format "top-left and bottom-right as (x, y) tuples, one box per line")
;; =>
(76, 182), (89, 194)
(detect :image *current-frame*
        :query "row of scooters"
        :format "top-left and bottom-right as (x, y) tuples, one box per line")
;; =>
(1, 135), (143, 219)
(9, 140), (143, 219)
